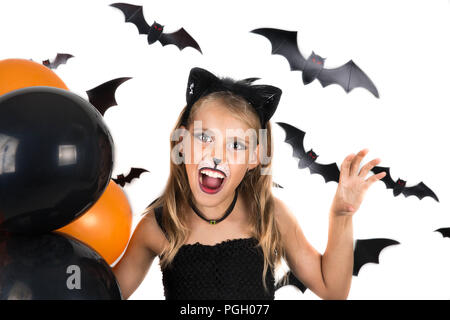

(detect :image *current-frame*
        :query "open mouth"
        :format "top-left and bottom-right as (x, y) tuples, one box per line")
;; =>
(198, 167), (227, 194)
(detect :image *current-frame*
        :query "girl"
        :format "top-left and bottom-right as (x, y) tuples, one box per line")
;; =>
(112, 67), (386, 300)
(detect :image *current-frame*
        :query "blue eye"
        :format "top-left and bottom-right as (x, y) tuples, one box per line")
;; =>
(195, 132), (212, 143)
(227, 140), (246, 151)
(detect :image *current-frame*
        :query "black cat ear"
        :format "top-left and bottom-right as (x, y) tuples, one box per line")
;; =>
(182, 67), (282, 129)
(185, 67), (219, 107)
(182, 67), (220, 126)
(250, 85), (282, 128)
(240, 77), (260, 84)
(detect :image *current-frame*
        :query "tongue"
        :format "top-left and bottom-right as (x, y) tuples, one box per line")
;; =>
(202, 174), (222, 189)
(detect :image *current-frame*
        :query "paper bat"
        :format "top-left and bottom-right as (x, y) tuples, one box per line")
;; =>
(435, 228), (450, 238)
(110, 2), (202, 54)
(371, 166), (439, 202)
(86, 77), (132, 116)
(353, 238), (400, 276)
(277, 121), (340, 183)
(251, 28), (379, 97)
(275, 270), (307, 293)
(276, 238), (400, 294)
(272, 181), (283, 189)
(112, 168), (149, 187)
(42, 53), (74, 69)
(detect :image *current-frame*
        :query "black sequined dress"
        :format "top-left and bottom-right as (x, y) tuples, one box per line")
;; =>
(154, 206), (275, 300)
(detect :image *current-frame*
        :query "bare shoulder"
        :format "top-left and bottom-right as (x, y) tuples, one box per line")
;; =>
(135, 208), (168, 257)
(272, 195), (299, 234)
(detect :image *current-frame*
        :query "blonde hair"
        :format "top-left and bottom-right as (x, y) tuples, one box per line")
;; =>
(144, 91), (287, 293)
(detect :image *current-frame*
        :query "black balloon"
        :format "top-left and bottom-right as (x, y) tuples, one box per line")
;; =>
(0, 232), (122, 299)
(0, 86), (114, 233)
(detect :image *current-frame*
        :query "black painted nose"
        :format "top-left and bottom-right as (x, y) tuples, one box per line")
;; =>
(213, 157), (221, 166)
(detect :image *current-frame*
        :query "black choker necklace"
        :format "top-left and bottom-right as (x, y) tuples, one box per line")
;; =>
(188, 189), (238, 225)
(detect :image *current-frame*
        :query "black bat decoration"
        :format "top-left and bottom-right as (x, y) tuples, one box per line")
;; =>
(112, 168), (149, 187)
(371, 166), (439, 202)
(353, 238), (400, 276)
(86, 77), (132, 116)
(110, 2), (202, 54)
(272, 181), (283, 189)
(275, 270), (307, 294)
(42, 53), (74, 69)
(435, 228), (450, 238)
(277, 121), (340, 183)
(275, 238), (400, 294)
(251, 28), (379, 98)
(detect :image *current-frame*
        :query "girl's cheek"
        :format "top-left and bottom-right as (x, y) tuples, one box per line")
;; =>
(226, 149), (247, 165)
(228, 164), (247, 183)
(249, 149), (258, 165)
(190, 139), (205, 163)
(229, 164), (247, 177)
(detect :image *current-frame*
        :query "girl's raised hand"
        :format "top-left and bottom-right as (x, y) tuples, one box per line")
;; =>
(330, 148), (386, 217)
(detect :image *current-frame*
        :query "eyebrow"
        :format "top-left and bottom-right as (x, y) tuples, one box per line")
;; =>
(193, 127), (212, 132)
(227, 136), (248, 145)
(193, 128), (250, 145)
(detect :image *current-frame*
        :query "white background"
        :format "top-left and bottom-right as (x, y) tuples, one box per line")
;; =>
(1, 0), (449, 299)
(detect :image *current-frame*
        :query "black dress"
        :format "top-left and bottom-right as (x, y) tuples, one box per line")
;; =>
(154, 206), (276, 300)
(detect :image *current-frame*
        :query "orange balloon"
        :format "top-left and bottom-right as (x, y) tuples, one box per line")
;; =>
(0, 58), (68, 95)
(57, 181), (133, 265)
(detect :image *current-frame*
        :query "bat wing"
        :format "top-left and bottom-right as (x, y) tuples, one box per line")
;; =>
(318, 60), (379, 98)
(371, 166), (396, 190)
(251, 28), (306, 71)
(113, 168), (149, 187)
(353, 238), (400, 276)
(110, 3), (151, 34)
(276, 122), (307, 160)
(112, 174), (126, 187)
(159, 28), (202, 54)
(275, 270), (307, 293)
(402, 182), (439, 202)
(435, 228), (450, 238)
(308, 162), (340, 183)
(272, 181), (284, 189)
(43, 53), (74, 69)
(53, 53), (74, 68)
(86, 77), (132, 116)
(123, 168), (149, 184)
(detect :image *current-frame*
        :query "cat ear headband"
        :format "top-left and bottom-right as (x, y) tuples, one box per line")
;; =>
(181, 67), (282, 129)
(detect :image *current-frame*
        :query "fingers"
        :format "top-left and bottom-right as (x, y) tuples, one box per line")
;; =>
(349, 148), (369, 176)
(340, 153), (355, 178)
(365, 171), (387, 186)
(359, 157), (381, 178)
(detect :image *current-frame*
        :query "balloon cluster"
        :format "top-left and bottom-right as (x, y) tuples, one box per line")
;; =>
(0, 59), (131, 299)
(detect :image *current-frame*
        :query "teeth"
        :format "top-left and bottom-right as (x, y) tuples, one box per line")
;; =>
(200, 169), (225, 179)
